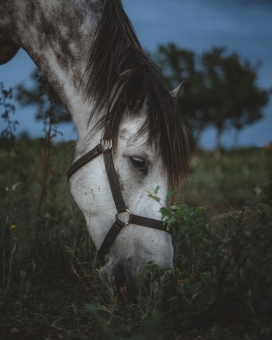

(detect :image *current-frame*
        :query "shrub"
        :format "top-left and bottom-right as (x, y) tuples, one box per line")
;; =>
(158, 200), (272, 338)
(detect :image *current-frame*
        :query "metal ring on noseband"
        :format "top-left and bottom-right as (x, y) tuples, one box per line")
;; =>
(116, 209), (132, 226)
(67, 138), (170, 265)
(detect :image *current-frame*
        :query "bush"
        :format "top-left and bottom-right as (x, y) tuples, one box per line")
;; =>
(159, 201), (272, 338)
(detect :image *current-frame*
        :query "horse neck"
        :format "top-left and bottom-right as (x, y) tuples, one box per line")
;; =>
(1, 0), (103, 138)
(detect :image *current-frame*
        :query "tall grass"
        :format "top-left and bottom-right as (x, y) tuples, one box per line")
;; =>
(1, 135), (272, 339)
(178, 148), (272, 213)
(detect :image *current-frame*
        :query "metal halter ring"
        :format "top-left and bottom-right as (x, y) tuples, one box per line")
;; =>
(116, 209), (132, 226)
(100, 139), (112, 150)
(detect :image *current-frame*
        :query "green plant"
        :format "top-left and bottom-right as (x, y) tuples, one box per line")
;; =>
(165, 202), (272, 338)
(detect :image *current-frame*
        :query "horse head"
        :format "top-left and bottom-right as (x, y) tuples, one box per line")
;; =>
(69, 105), (172, 290)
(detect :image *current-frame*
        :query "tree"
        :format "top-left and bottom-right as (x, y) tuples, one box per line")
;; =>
(201, 47), (269, 148)
(153, 43), (212, 148)
(0, 82), (18, 145)
(15, 69), (70, 211)
(16, 68), (70, 124)
(152, 44), (271, 149)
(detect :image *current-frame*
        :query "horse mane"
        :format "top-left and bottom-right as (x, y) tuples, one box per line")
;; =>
(83, 0), (189, 188)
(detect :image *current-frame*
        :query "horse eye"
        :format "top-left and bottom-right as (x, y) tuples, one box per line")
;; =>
(130, 157), (147, 173)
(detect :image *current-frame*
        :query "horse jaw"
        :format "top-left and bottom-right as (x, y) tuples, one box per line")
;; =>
(69, 111), (173, 290)
(0, 39), (20, 65)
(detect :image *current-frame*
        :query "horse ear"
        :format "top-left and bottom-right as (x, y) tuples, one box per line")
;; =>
(171, 81), (186, 99)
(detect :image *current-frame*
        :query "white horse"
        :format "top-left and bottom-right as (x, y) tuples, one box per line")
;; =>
(0, 0), (188, 289)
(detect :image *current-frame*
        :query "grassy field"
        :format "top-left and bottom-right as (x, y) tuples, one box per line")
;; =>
(0, 138), (272, 339)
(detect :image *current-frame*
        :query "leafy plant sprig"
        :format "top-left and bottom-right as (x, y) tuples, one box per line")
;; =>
(147, 186), (207, 231)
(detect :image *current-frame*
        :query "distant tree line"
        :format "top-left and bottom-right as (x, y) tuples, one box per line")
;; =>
(15, 44), (271, 149)
(151, 44), (271, 149)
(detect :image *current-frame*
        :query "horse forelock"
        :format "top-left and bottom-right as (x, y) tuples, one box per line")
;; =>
(83, 0), (189, 188)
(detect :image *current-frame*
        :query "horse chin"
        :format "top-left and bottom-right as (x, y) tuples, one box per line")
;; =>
(114, 264), (138, 294)
(100, 261), (138, 294)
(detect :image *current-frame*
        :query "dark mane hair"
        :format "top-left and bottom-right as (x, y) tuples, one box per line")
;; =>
(83, 0), (189, 188)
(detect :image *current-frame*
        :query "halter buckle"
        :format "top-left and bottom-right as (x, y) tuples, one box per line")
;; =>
(116, 209), (132, 226)
(100, 139), (112, 150)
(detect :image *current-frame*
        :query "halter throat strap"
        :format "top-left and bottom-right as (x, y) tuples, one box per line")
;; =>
(67, 139), (170, 265)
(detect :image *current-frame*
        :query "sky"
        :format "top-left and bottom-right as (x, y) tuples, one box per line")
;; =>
(0, 0), (272, 149)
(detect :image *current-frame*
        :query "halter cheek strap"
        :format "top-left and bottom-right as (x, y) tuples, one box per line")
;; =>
(67, 139), (170, 265)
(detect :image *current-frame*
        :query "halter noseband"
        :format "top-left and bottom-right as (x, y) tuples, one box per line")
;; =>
(67, 139), (170, 265)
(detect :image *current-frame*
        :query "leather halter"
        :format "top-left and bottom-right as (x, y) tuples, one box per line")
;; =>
(67, 139), (170, 265)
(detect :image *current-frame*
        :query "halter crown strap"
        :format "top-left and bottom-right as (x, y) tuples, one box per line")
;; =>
(67, 144), (103, 181)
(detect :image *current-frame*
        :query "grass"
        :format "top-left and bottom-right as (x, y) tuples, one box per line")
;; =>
(178, 147), (272, 213)
(0, 137), (272, 339)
